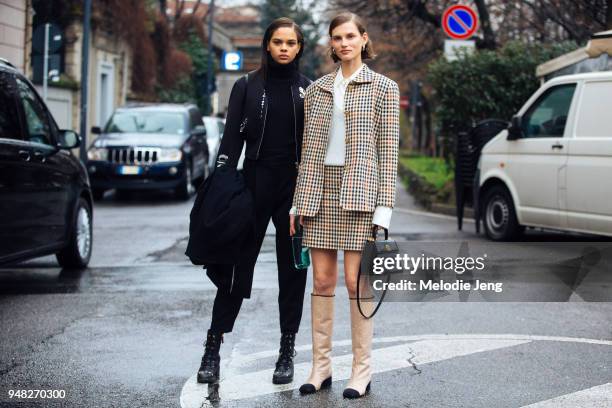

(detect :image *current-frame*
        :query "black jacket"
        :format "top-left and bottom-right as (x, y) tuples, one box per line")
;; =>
(185, 165), (255, 266)
(217, 69), (312, 167)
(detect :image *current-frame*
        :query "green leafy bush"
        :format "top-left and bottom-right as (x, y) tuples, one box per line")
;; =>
(398, 154), (455, 207)
(428, 41), (577, 143)
(399, 155), (453, 190)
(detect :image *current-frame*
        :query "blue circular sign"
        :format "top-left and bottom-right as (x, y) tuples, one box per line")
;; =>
(442, 5), (479, 40)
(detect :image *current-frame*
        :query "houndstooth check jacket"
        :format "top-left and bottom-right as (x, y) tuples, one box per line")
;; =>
(292, 64), (400, 216)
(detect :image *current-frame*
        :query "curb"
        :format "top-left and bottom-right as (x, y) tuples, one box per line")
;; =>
(430, 202), (474, 219)
(398, 162), (474, 220)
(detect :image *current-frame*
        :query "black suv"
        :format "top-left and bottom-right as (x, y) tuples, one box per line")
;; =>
(86, 104), (210, 200)
(0, 58), (93, 269)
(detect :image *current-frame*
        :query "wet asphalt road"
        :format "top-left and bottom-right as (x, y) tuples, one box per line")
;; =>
(0, 185), (611, 408)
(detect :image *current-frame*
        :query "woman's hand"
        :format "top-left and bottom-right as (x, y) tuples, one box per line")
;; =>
(289, 214), (304, 236)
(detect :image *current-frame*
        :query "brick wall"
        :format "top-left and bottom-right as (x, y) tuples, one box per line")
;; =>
(0, 0), (26, 72)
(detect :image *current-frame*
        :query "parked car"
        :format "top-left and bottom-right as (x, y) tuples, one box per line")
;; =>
(202, 116), (225, 171)
(87, 104), (209, 200)
(476, 71), (612, 241)
(0, 58), (93, 269)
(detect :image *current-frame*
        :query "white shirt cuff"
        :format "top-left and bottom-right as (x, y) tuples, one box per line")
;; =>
(372, 206), (392, 229)
(289, 206), (298, 215)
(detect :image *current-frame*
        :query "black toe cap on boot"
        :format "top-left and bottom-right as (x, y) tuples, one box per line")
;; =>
(299, 383), (316, 394)
(342, 382), (370, 399)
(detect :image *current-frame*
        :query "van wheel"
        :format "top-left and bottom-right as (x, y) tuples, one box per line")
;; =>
(482, 185), (523, 241)
(56, 198), (93, 269)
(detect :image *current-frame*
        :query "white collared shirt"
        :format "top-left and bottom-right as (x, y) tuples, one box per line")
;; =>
(324, 64), (363, 165)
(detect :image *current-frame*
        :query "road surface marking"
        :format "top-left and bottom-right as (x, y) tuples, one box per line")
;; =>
(180, 334), (612, 407)
(520, 382), (612, 407)
(180, 335), (529, 406)
(228, 333), (612, 369)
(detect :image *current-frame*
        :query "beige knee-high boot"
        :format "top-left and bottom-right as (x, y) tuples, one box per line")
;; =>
(343, 298), (374, 398)
(299, 294), (334, 394)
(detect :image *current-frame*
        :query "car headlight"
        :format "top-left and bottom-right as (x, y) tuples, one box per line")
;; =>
(158, 148), (183, 163)
(87, 147), (107, 161)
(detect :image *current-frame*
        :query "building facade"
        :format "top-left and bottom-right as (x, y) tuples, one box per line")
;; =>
(0, 0), (29, 73)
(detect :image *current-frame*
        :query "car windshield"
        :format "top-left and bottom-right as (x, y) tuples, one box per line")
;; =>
(105, 111), (186, 135)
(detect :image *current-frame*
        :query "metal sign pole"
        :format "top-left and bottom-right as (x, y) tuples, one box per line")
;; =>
(206, 0), (215, 115)
(79, 0), (92, 162)
(43, 23), (49, 102)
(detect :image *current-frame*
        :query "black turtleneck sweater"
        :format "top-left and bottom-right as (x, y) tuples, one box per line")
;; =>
(258, 57), (297, 165)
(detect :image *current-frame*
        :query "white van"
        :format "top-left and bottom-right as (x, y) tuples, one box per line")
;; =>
(476, 71), (612, 240)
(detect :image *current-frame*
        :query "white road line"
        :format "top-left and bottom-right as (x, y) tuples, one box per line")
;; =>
(180, 336), (530, 407)
(520, 382), (612, 407)
(180, 334), (612, 407)
(228, 334), (612, 369)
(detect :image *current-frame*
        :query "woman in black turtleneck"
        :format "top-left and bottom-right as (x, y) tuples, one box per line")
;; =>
(196, 18), (312, 386)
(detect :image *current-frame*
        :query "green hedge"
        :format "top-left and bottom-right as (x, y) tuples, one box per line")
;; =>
(399, 155), (453, 190)
(428, 41), (577, 155)
(398, 154), (454, 208)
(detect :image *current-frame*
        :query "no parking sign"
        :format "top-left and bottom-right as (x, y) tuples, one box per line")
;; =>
(442, 5), (479, 40)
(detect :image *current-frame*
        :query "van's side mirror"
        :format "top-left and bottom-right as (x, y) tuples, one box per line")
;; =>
(91, 126), (102, 134)
(507, 115), (523, 141)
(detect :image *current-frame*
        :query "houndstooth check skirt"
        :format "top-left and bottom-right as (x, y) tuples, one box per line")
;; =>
(302, 166), (373, 251)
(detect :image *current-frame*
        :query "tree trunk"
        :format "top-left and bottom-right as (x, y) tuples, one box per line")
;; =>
(159, 0), (167, 21)
(473, 0), (496, 49)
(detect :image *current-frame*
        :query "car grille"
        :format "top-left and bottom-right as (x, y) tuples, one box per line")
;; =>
(108, 147), (160, 164)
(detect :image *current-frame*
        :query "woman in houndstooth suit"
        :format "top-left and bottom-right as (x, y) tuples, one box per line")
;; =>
(289, 12), (400, 399)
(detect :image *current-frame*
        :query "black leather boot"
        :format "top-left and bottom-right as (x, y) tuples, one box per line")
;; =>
(197, 330), (223, 383)
(272, 333), (296, 384)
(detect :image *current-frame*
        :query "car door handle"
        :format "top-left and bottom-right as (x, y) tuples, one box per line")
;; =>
(33, 151), (46, 163)
(18, 150), (31, 161)
(551, 143), (564, 150)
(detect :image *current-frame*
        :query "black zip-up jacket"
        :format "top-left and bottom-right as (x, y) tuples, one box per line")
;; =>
(216, 68), (312, 168)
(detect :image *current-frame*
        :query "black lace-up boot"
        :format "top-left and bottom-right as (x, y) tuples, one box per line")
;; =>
(272, 333), (297, 384)
(197, 330), (223, 383)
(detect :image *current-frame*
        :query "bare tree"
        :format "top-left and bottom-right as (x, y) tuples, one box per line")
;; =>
(333, 0), (497, 49)
(158, 0), (204, 21)
(473, 0), (496, 49)
(518, 0), (608, 43)
(330, 0), (609, 85)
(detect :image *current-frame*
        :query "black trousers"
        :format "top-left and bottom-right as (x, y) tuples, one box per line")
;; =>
(209, 158), (307, 334)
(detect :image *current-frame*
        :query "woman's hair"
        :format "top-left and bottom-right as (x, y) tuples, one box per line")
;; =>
(328, 12), (376, 63)
(260, 17), (305, 75)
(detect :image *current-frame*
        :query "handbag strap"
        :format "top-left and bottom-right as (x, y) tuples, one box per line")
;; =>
(356, 270), (389, 319)
(358, 226), (391, 319)
(372, 227), (389, 240)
